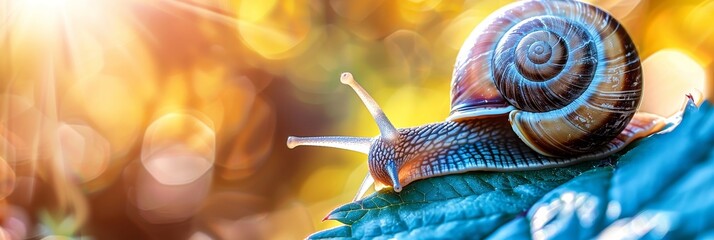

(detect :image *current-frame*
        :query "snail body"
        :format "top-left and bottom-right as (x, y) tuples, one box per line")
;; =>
(288, 0), (666, 198)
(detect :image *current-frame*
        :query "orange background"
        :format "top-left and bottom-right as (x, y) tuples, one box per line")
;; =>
(0, 0), (711, 239)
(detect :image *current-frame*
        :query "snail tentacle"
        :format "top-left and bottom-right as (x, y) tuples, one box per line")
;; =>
(340, 72), (400, 142)
(286, 136), (372, 154)
(385, 161), (402, 192)
(354, 174), (375, 201)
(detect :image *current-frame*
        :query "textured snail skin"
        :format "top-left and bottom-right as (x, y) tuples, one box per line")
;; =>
(369, 117), (544, 188)
(368, 114), (663, 189)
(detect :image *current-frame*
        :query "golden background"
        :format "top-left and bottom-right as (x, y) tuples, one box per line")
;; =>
(0, 0), (711, 239)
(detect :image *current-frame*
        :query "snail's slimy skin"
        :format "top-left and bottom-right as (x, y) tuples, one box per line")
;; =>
(368, 116), (556, 189)
(367, 114), (664, 190)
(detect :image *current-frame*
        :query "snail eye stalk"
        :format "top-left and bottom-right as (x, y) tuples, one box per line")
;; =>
(339, 72), (399, 143)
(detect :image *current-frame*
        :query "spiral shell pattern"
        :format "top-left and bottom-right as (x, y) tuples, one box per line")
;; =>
(449, 0), (642, 156)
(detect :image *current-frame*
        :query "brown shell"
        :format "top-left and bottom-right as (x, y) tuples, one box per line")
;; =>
(448, 0), (642, 157)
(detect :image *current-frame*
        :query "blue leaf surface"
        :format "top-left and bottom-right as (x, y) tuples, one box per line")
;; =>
(319, 165), (593, 239)
(526, 168), (612, 239)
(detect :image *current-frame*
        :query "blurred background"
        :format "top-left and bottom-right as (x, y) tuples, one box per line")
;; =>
(0, 0), (711, 239)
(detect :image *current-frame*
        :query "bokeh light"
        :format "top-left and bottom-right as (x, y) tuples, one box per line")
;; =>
(0, 0), (712, 238)
(640, 49), (706, 117)
(57, 123), (111, 185)
(1, 205), (30, 240)
(141, 113), (215, 185)
(0, 157), (15, 200)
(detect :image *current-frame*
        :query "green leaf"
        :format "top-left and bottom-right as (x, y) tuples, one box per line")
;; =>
(313, 163), (596, 239)
(609, 102), (712, 218)
(524, 168), (612, 239)
(600, 102), (714, 239)
(309, 226), (352, 239)
(484, 217), (530, 240)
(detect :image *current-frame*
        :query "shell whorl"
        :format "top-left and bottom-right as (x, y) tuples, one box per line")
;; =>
(449, 0), (642, 156)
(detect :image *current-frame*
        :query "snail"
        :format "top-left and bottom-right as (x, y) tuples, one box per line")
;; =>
(287, 0), (670, 200)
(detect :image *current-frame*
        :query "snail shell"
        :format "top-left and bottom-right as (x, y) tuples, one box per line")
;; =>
(449, 0), (643, 157)
(287, 0), (670, 199)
